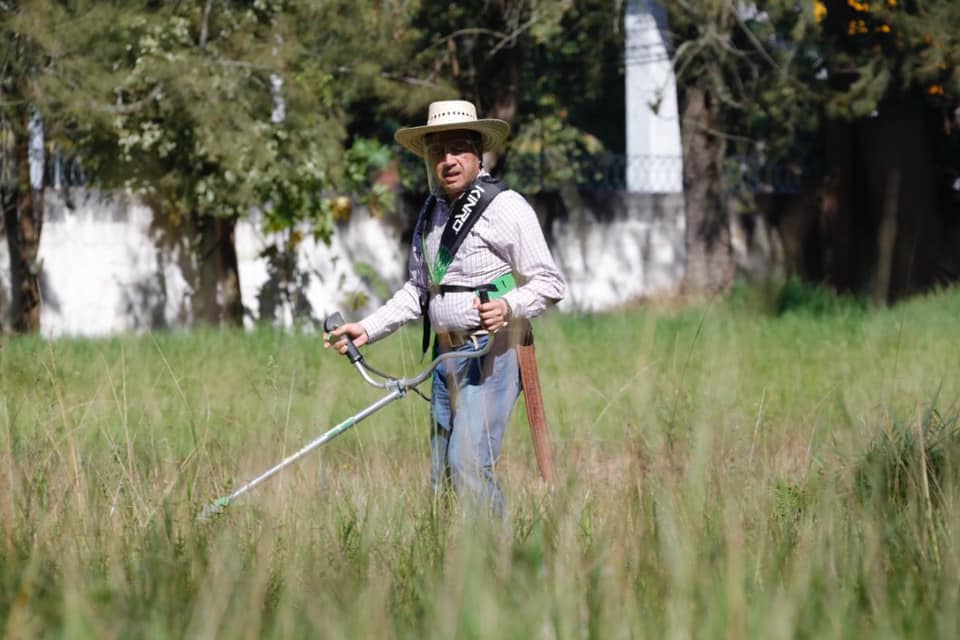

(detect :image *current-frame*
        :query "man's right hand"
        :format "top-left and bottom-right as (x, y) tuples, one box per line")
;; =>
(323, 323), (369, 356)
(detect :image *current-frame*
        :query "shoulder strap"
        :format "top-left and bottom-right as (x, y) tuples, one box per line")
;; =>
(430, 175), (507, 284)
(411, 193), (438, 357)
(411, 192), (437, 267)
(418, 176), (507, 357)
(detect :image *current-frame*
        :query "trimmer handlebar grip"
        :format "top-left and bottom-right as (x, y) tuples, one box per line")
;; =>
(324, 312), (363, 364)
(478, 290), (490, 304)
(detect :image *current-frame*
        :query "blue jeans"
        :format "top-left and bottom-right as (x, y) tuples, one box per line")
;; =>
(430, 332), (520, 515)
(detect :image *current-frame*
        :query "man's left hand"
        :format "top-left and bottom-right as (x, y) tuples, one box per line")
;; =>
(474, 296), (510, 332)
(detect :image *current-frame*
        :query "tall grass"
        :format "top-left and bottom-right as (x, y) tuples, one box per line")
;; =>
(2, 286), (959, 638)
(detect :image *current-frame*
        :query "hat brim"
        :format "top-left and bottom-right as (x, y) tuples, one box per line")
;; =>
(394, 119), (510, 157)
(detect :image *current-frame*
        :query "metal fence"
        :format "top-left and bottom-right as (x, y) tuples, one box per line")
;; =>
(399, 151), (684, 194)
(733, 157), (812, 196)
(40, 148), (810, 196)
(505, 151), (633, 193)
(505, 152), (809, 195)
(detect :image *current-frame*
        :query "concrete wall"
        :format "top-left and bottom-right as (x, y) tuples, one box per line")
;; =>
(540, 190), (684, 310)
(1, 187), (685, 337)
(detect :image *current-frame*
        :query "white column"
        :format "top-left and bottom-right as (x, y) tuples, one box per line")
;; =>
(625, 0), (682, 193)
(29, 108), (44, 190)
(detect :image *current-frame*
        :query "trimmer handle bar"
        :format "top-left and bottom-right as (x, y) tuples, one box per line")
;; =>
(324, 312), (492, 393)
(199, 312), (493, 521)
(323, 312), (364, 364)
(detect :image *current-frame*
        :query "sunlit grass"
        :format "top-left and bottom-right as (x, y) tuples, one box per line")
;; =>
(1, 285), (959, 638)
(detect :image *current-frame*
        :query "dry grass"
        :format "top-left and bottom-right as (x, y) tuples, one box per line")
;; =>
(2, 286), (960, 638)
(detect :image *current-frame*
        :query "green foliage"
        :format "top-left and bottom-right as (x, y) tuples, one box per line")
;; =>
(667, 2), (826, 174)
(12, 1), (431, 243)
(352, 260), (393, 301)
(502, 100), (606, 193)
(403, 0), (625, 187)
(774, 277), (868, 316)
(818, 0), (960, 114)
(9, 1), (630, 209)
(342, 137), (395, 217)
(666, 0), (960, 189)
(856, 399), (960, 511)
(517, 0), (626, 150)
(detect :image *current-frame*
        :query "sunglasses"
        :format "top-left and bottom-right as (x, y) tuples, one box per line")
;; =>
(424, 137), (480, 162)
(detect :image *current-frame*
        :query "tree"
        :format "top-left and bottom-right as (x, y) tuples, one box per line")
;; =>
(663, 0), (960, 300)
(1, 1), (136, 333)
(83, 1), (343, 326)
(24, 0), (428, 328)
(666, 2), (745, 298)
(1, 2), (49, 333)
(813, 0), (960, 300)
(663, 1), (825, 298)
(402, 0), (625, 189)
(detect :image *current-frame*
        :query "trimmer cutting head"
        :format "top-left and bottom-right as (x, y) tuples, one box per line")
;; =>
(197, 497), (230, 522)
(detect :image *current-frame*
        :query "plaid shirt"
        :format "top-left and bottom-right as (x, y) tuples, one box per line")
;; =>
(360, 188), (566, 343)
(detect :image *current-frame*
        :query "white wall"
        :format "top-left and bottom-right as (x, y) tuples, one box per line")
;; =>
(551, 193), (685, 311)
(1, 188), (685, 337)
(0, 189), (406, 337)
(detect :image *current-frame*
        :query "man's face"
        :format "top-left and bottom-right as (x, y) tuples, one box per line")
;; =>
(425, 130), (482, 199)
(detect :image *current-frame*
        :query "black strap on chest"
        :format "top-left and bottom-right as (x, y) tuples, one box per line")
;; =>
(415, 175), (507, 355)
(431, 175), (506, 282)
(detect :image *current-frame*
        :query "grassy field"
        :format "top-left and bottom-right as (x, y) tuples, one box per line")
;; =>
(2, 284), (959, 639)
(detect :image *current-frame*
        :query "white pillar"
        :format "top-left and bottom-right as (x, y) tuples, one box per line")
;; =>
(29, 109), (44, 190)
(625, 0), (682, 193)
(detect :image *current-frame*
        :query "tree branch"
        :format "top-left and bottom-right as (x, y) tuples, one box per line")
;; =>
(430, 27), (508, 48)
(379, 71), (444, 88)
(199, 0), (214, 49)
(215, 58), (275, 71)
(101, 83), (163, 114)
(488, 14), (538, 57)
(689, 122), (755, 144)
(726, 0), (781, 72)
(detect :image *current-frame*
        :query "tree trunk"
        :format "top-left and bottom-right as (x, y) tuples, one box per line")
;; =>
(857, 93), (942, 300)
(193, 212), (243, 327)
(193, 211), (219, 325)
(216, 216), (243, 326)
(3, 108), (44, 333)
(871, 169), (900, 305)
(819, 119), (857, 292)
(679, 85), (733, 297)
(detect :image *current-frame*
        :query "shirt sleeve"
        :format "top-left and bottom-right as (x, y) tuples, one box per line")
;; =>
(487, 191), (566, 319)
(358, 280), (422, 344)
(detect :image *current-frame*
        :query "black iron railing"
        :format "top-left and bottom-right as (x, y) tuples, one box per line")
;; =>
(42, 148), (812, 196)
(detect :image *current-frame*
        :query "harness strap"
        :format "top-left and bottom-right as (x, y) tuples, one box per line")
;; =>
(419, 274), (518, 356)
(415, 176), (509, 357)
(437, 283), (495, 294)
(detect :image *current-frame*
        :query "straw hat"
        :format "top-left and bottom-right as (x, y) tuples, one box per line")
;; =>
(394, 100), (510, 157)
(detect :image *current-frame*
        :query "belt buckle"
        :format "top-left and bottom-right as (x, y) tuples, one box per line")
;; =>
(440, 330), (478, 349)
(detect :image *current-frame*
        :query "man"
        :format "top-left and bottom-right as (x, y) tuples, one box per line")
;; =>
(324, 99), (565, 513)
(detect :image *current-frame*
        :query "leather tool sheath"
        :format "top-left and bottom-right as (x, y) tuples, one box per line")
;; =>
(516, 323), (558, 485)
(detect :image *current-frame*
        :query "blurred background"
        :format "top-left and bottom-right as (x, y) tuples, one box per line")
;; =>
(1, 0), (958, 337)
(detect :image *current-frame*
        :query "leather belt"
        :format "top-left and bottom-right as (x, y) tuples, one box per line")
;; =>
(436, 329), (485, 349)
